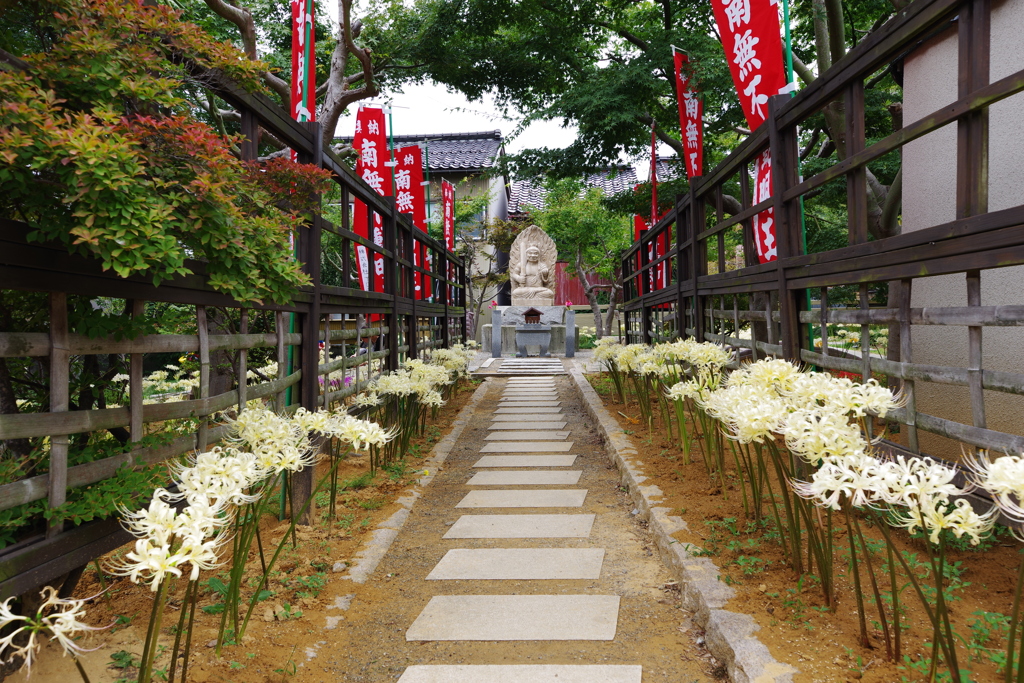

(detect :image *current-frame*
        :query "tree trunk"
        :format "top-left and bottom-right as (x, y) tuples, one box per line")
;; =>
(575, 251), (605, 338)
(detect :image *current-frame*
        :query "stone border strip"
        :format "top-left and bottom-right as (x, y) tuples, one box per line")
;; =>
(567, 364), (798, 683)
(333, 378), (492, 583)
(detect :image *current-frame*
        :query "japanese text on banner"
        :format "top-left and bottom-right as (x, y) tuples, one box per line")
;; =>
(673, 50), (703, 180)
(710, 0), (786, 263)
(352, 106), (391, 292)
(395, 145), (429, 299)
(442, 181), (455, 304)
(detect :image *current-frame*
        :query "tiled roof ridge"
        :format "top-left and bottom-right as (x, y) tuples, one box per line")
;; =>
(334, 130), (503, 143)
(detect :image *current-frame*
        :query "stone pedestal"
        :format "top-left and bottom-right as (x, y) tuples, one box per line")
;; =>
(487, 306), (576, 358)
(515, 324), (552, 357)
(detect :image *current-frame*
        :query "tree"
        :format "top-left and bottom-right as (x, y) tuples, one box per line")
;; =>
(449, 189), (501, 339)
(184, 0), (432, 153)
(0, 0), (330, 304)
(527, 178), (632, 338)
(395, 0), (902, 229)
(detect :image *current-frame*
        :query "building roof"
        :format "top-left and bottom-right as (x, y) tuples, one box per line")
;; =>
(334, 130), (504, 172)
(652, 155), (686, 182)
(508, 167), (639, 215)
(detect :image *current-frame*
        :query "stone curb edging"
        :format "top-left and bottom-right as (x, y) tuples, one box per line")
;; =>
(567, 364), (798, 683)
(332, 379), (493, 583)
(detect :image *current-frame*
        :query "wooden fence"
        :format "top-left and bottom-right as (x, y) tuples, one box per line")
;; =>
(621, 0), (1024, 462)
(0, 65), (466, 598)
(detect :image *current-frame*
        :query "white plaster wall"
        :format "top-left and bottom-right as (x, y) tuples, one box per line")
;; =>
(902, 0), (1024, 457)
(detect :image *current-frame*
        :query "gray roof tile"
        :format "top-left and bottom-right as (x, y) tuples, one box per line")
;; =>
(334, 130), (504, 172)
(508, 167), (639, 215)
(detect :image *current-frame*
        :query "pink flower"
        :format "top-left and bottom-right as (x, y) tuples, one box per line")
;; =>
(565, 300), (573, 307)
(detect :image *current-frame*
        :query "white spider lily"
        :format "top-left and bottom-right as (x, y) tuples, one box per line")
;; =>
(782, 407), (868, 465)
(965, 452), (1024, 521)
(792, 451), (889, 510)
(0, 587), (106, 676)
(890, 496), (997, 546)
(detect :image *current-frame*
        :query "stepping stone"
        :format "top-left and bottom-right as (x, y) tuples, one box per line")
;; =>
(426, 548), (605, 580)
(489, 421), (568, 430)
(398, 665), (642, 683)
(473, 455), (577, 467)
(465, 470), (581, 486)
(455, 489), (587, 508)
(405, 595), (620, 641)
(443, 514), (596, 539)
(494, 407), (563, 414)
(491, 414), (566, 422)
(502, 391), (558, 396)
(484, 431), (570, 440)
(480, 442), (573, 453)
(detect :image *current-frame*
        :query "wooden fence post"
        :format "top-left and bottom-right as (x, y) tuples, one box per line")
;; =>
(46, 292), (69, 538)
(238, 309), (248, 414)
(384, 197), (400, 371)
(767, 95), (802, 361)
(128, 299), (144, 443)
(196, 305), (210, 451)
(275, 311), (286, 412)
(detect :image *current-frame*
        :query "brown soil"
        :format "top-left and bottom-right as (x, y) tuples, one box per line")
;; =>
(8, 380), (481, 683)
(9, 374), (719, 683)
(586, 372), (1018, 683)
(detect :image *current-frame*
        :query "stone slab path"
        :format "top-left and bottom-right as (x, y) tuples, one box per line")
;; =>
(325, 367), (710, 681)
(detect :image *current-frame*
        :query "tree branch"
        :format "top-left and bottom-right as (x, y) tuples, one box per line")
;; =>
(594, 21), (650, 52)
(792, 54), (816, 85)
(202, 0), (257, 59)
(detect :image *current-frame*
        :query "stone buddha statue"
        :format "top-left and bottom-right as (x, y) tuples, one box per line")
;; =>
(509, 226), (557, 305)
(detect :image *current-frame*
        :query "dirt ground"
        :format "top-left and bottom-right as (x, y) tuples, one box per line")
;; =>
(7, 374), (722, 683)
(586, 372), (1018, 683)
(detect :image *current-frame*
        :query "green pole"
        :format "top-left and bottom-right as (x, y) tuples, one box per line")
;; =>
(282, 1), (316, 518)
(780, 0), (815, 361)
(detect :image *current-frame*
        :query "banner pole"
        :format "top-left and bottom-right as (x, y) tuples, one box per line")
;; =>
(781, 0), (815, 358)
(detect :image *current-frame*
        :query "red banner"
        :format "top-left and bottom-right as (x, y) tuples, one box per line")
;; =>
(442, 180), (455, 304)
(352, 106), (391, 292)
(673, 50), (703, 180)
(752, 148), (777, 262)
(634, 215), (647, 296)
(290, 0), (316, 123)
(394, 145), (428, 299)
(712, 0), (786, 264)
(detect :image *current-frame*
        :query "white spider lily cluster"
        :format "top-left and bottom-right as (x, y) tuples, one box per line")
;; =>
(966, 452), (1024, 535)
(352, 352), (464, 410)
(0, 586), (105, 676)
(109, 488), (229, 589)
(110, 407), (392, 591)
(795, 453), (996, 545)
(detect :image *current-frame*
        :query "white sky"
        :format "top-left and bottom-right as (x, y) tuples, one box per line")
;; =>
(331, 81), (576, 156)
(322, 4), (672, 179)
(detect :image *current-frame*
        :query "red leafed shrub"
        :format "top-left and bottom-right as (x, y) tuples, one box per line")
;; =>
(0, 0), (330, 304)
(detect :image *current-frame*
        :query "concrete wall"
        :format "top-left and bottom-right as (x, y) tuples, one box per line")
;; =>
(902, 0), (1024, 457)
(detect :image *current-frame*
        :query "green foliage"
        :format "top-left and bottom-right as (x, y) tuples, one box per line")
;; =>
(0, 0), (331, 304)
(527, 177), (632, 294)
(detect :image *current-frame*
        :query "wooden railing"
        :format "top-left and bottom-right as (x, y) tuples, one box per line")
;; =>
(620, 0), (1024, 460)
(0, 65), (466, 598)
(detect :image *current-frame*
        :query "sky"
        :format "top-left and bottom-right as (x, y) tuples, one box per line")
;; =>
(332, 82), (579, 157)
(321, 6), (671, 179)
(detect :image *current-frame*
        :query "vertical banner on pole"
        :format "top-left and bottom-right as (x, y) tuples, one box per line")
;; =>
(352, 106), (392, 292)
(673, 49), (703, 180)
(395, 145), (428, 299)
(441, 180), (455, 304)
(649, 129), (669, 292)
(710, 0), (786, 263)
(290, 0), (316, 125)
